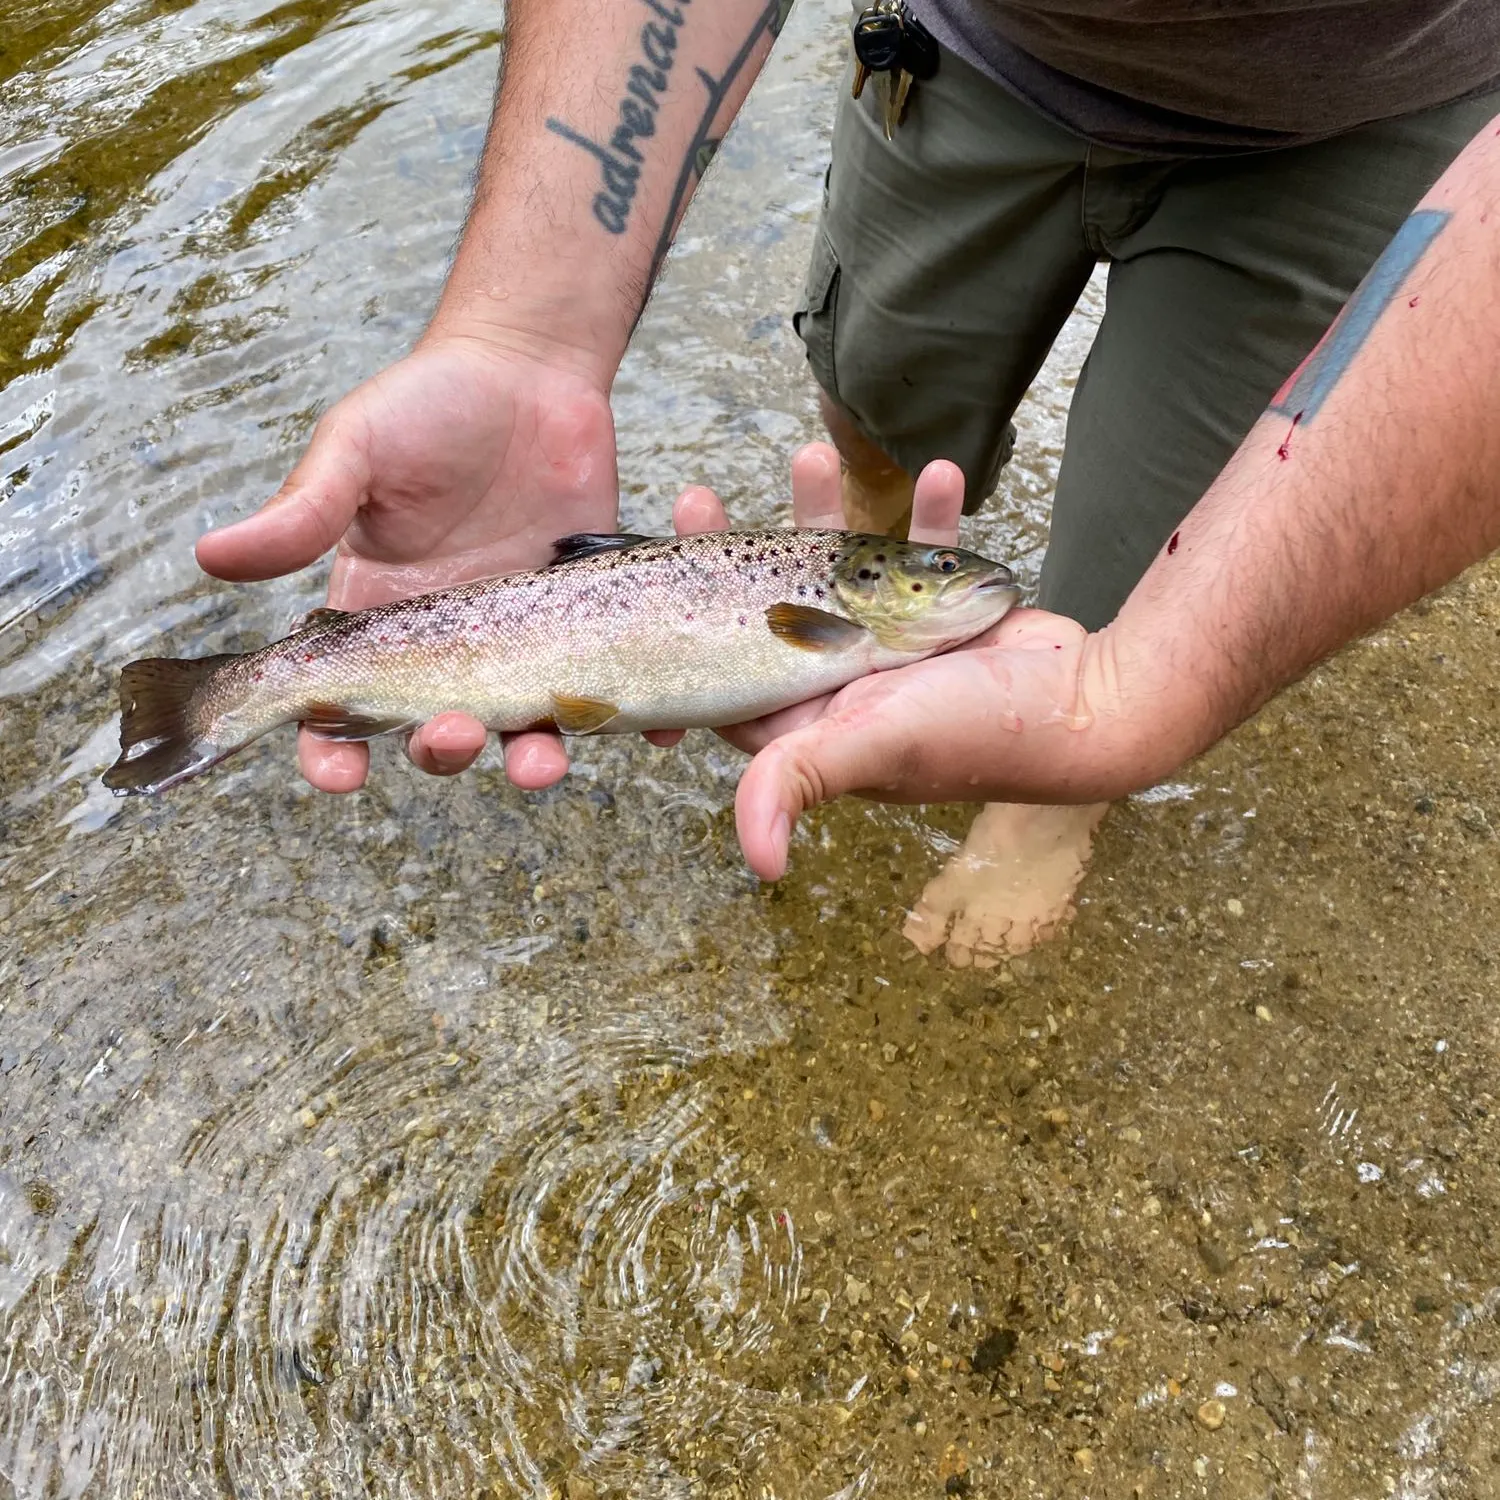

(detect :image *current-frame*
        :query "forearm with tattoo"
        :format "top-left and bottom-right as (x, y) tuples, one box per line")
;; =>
(547, 0), (790, 277)
(429, 0), (793, 377)
(1111, 115), (1500, 774)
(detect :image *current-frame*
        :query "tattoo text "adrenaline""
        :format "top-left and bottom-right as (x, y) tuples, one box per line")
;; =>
(546, 0), (689, 236)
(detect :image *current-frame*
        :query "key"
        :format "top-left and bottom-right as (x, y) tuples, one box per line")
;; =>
(881, 68), (912, 139)
(883, 9), (936, 135)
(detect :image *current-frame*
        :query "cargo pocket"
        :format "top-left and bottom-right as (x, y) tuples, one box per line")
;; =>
(791, 226), (841, 401)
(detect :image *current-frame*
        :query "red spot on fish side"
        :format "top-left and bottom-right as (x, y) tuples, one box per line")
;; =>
(685, 612), (694, 622)
(1167, 530), (1180, 556)
(254, 670), (264, 681)
(304, 653), (315, 663)
(1277, 410), (1303, 461)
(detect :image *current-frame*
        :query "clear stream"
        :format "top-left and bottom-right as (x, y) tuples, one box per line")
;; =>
(3, 3), (1500, 1497)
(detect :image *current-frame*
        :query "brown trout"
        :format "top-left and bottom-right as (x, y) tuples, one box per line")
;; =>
(103, 529), (1019, 795)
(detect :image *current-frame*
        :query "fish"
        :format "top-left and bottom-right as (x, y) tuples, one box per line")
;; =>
(102, 529), (1020, 796)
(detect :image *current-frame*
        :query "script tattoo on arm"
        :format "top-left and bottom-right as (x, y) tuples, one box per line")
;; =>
(545, 0), (792, 276)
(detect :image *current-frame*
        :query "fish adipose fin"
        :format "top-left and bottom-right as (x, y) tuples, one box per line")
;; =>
(548, 533), (652, 567)
(302, 703), (417, 741)
(550, 692), (620, 734)
(295, 606), (352, 633)
(764, 602), (867, 652)
(103, 655), (241, 795)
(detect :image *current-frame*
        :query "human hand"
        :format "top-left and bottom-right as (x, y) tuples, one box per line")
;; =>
(678, 443), (1153, 881)
(195, 335), (620, 792)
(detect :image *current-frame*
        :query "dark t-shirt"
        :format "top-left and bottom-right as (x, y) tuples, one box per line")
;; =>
(915, 0), (1500, 154)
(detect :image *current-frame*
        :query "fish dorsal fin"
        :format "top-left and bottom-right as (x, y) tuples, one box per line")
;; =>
(548, 533), (653, 567)
(764, 602), (868, 652)
(550, 692), (621, 734)
(296, 606), (352, 633)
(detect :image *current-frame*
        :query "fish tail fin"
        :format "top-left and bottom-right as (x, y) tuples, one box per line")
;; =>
(103, 654), (246, 795)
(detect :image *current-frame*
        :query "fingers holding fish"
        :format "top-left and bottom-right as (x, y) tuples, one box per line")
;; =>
(298, 725), (369, 793)
(408, 711), (492, 778)
(783, 443), (962, 544)
(734, 675), (927, 881)
(789, 442), (844, 528)
(499, 730), (573, 789)
(907, 459), (965, 546)
(731, 610), (1132, 878)
(711, 692), (838, 758)
(672, 483), (729, 536)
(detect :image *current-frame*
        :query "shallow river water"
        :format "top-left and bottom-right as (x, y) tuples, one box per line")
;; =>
(4, 3), (1500, 1497)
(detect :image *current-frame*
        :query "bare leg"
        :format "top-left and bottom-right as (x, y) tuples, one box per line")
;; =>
(813, 392), (1109, 965)
(819, 390), (916, 536)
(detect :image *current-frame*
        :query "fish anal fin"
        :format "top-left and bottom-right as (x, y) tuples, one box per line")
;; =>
(550, 692), (621, 734)
(548, 533), (652, 567)
(296, 606), (352, 634)
(765, 602), (867, 652)
(302, 702), (416, 742)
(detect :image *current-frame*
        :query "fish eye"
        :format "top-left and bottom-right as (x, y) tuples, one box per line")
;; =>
(934, 551), (961, 574)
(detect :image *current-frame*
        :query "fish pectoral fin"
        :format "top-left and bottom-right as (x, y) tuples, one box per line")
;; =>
(548, 533), (653, 567)
(764, 602), (868, 652)
(302, 702), (418, 742)
(550, 692), (621, 734)
(295, 606), (352, 634)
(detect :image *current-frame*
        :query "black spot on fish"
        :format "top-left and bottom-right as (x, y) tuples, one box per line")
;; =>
(857, 569), (871, 580)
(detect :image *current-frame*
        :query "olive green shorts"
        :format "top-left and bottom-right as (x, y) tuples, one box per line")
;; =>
(793, 49), (1500, 628)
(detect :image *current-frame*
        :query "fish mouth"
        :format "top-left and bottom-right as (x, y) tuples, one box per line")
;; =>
(976, 567), (1017, 592)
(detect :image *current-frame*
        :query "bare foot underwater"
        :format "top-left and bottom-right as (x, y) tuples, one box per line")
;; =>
(904, 800), (1109, 965)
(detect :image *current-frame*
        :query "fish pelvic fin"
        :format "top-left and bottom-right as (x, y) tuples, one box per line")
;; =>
(550, 692), (620, 734)
(765, 602), (868, 652)
(302, 703), (418, 741)
(548, 533), (652, 567)
(103, 655), (243, 795)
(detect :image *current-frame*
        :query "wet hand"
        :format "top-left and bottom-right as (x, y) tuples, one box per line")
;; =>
(194, 335), (619, 792)
(696, 444), (1123, 881)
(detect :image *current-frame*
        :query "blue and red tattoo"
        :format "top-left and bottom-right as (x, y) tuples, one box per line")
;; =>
(1270, 208), (1451, 446)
